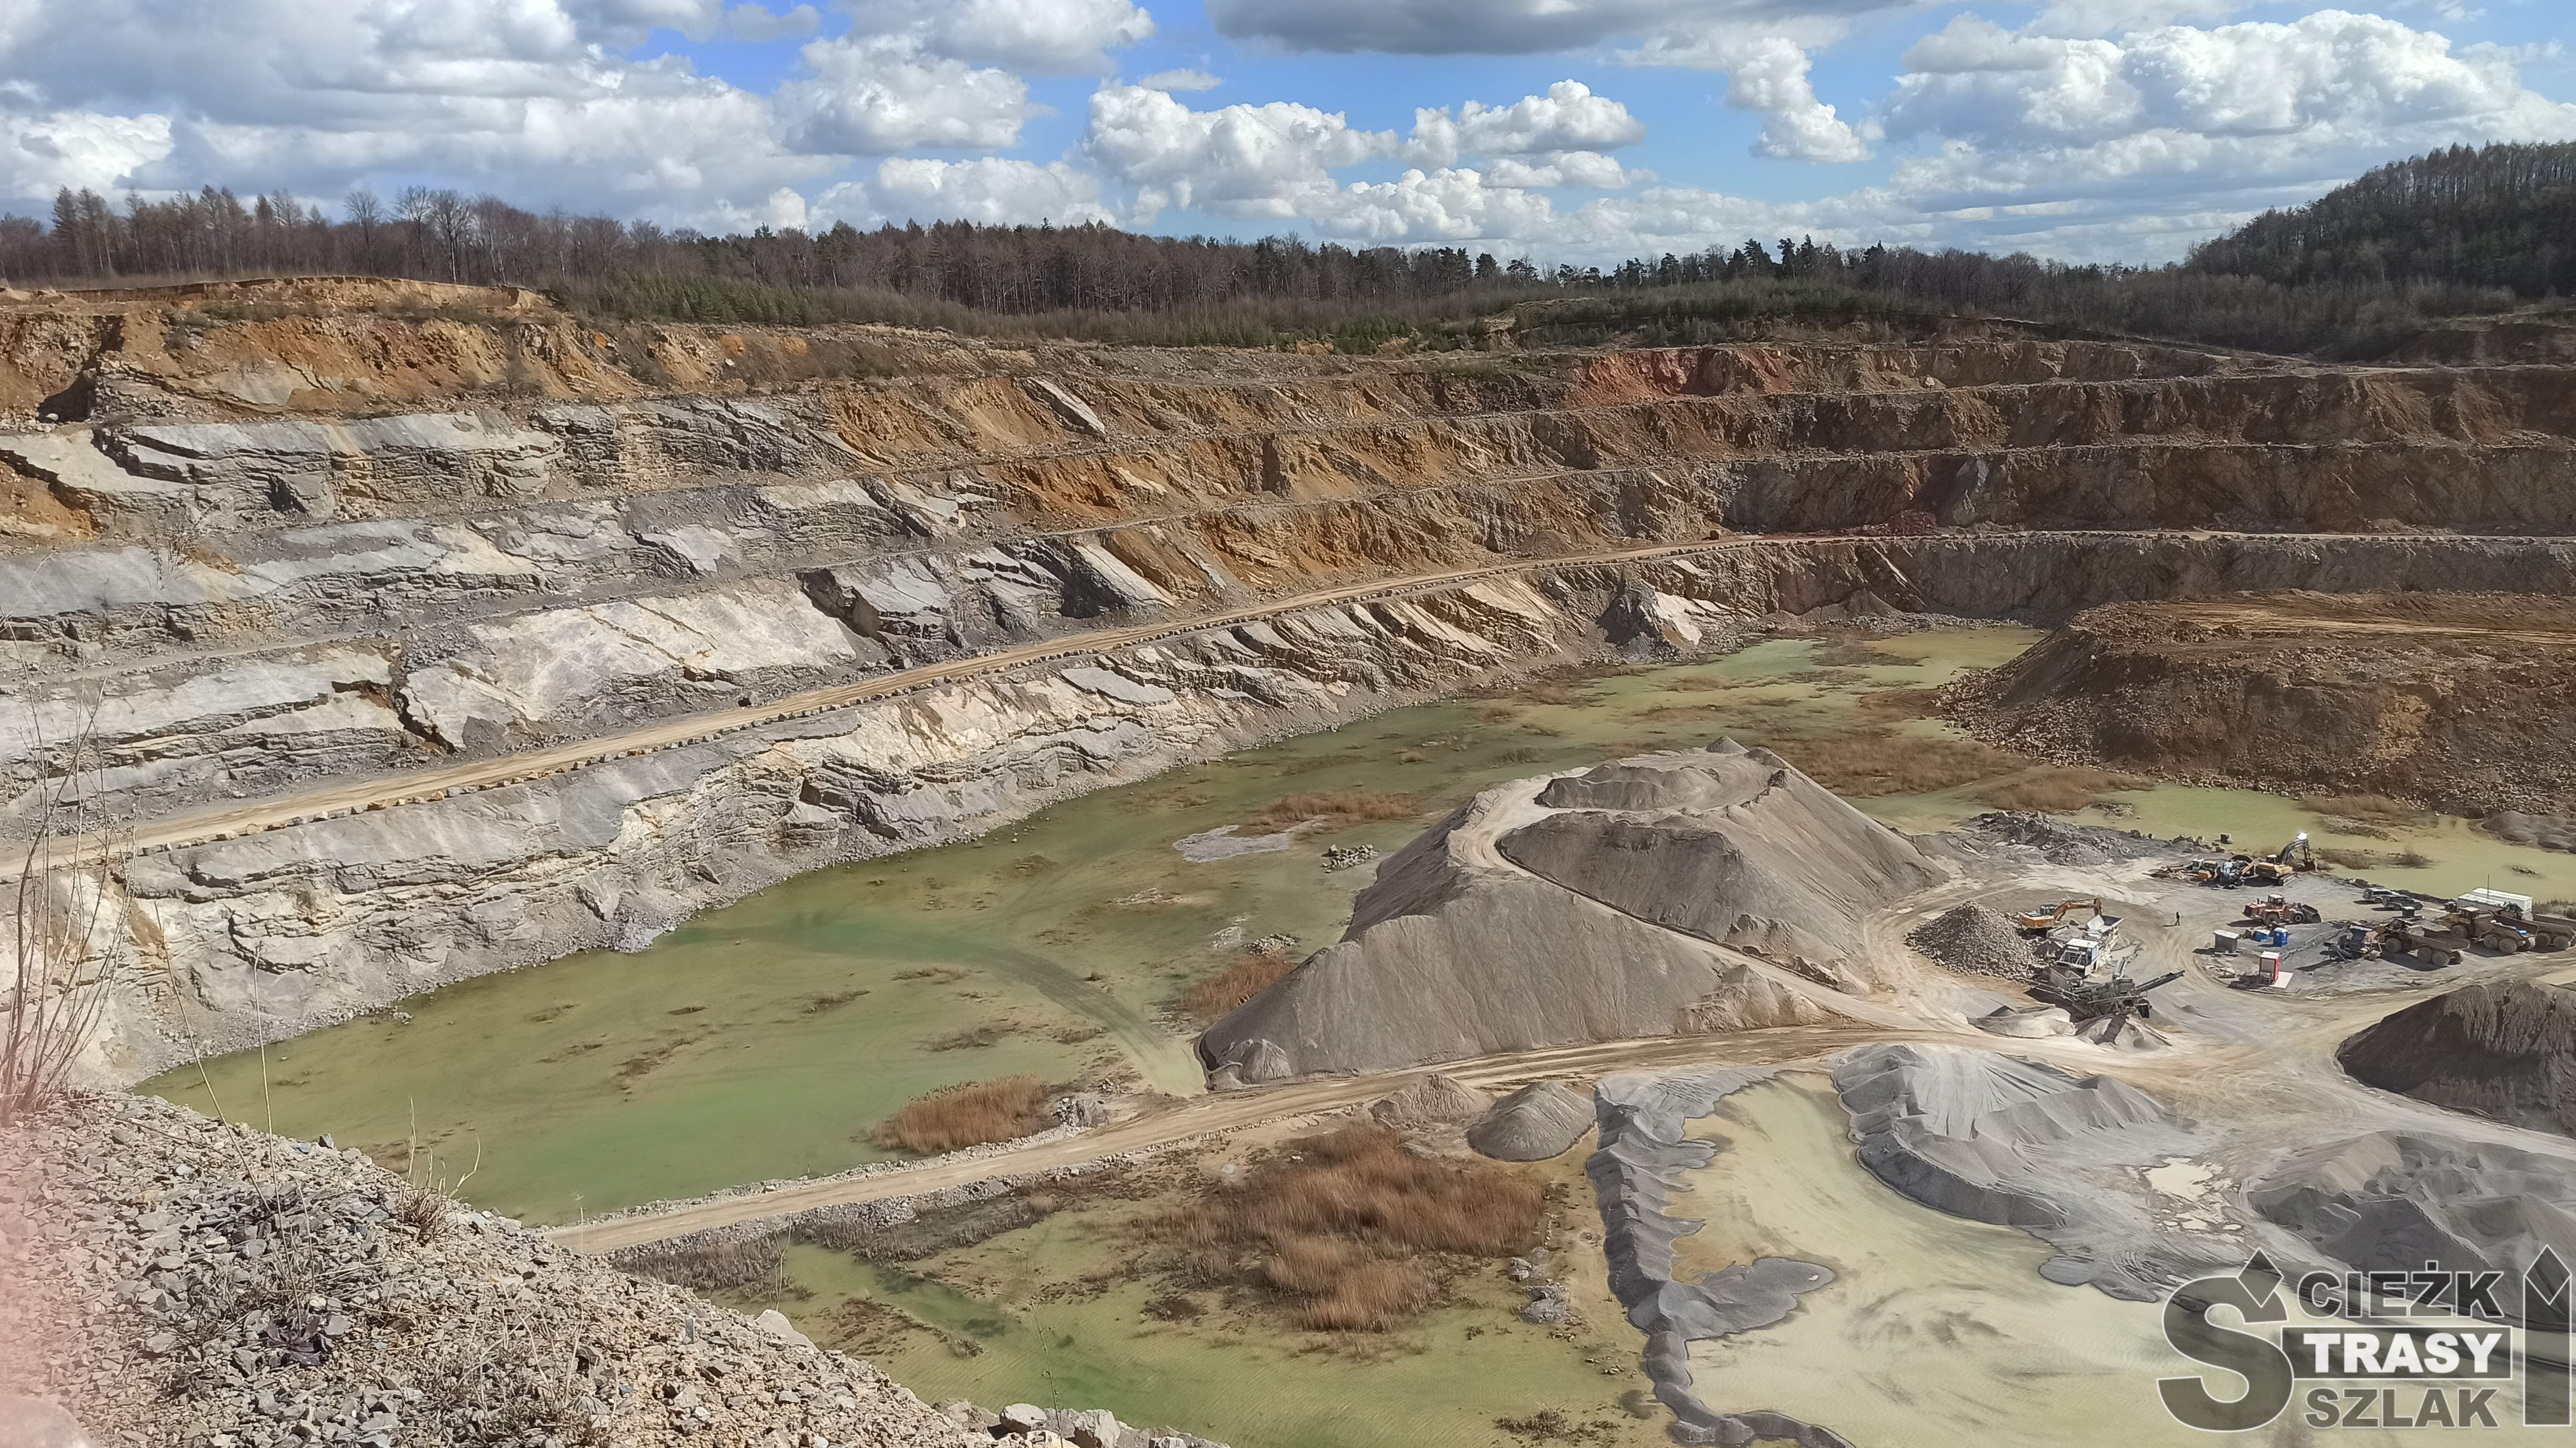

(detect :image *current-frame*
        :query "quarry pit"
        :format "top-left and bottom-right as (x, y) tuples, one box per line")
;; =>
(17, 279), (2576, 1446)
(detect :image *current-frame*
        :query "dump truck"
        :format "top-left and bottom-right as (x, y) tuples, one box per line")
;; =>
(2030, 965), (2185, 1022)
(2242, 893), (2323, 928)
(2460, 891), (2576, 952)
(2445, 905), (2537, 954)
(2383, 917), (2466, 967)
(2013, 897), (2103, 934)
(2502, 906), (2576, 952)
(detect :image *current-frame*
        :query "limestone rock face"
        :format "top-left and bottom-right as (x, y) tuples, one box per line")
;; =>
(13, 297), (2576, 1081)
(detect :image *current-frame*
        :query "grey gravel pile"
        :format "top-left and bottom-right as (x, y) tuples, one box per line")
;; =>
(1906, 903), (2039, 979)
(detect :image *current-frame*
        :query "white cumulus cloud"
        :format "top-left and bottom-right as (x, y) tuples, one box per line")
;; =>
(1082, 84), (1396, 220)
(819, 156), (1116, 225)
(838, 0), (1153, 74)
(780, 35), (1033, 154)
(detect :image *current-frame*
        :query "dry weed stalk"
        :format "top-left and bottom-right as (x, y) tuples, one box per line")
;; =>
(1, 713), (130, 1127)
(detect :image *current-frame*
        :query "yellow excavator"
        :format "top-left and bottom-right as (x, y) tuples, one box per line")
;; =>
(2013, 897), (2104, 935)
(2244, 833), (2316, 887)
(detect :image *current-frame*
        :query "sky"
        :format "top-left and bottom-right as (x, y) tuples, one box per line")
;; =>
(0, 0), (2570, 266)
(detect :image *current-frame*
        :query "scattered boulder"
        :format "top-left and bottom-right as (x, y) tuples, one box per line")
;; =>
(1051, 1092), (1112, 1128)
(751, 1309), (812, 1349)
(1520, 1283), (1572, 1324)
(1467, 1080), (1595, 1161)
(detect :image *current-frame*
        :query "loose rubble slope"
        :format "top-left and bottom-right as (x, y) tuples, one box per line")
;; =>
(1949, 591), (2576, 815)
(0, 1093), (1216, 1448)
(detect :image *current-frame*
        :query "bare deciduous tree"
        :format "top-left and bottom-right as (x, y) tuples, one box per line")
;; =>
(0, 718), (130, 1127)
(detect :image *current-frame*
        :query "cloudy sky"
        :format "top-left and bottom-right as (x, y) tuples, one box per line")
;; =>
(1, 0), (2569, 264)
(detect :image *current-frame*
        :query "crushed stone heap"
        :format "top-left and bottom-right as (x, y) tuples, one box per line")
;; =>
(1466, 1082), (1596, 1162)
(1199, 741), (1939, 1083)
(2251, 1129), (2576, 1318)
(0, 1093), (1219, 1448)
(2338, 981), (2576, 1139)
(1906, 903), (2038, 978)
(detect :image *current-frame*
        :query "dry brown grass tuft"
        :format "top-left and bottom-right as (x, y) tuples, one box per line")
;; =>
(873, 1075), (1049, 1155)
(1854, 685), (1946, 721)
(1977, 766), (2151, 813)
(1182, 952), (1301, 1021)
(1164, 1123), (1542, 1332)
(1765, 728), (2017, 797)
(396, 1181), (449, 1245)
(1253, 790), (1420, 828)
(2302, 793), (2428, 827)
(2319, 845), (2434, 870)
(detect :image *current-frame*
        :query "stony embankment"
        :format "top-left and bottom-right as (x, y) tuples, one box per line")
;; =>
(11, 281), (2576, 1079)
(0, 1092), (1223, 1447)
(1944, 591), (2576, 815)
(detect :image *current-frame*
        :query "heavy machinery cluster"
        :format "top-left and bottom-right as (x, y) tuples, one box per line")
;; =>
(2326, 888), (2576, 967)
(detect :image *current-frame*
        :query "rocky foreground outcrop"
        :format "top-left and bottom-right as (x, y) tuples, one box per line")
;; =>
(1947, 591), (2576, 815)
(0, 1094), (1218, 1448)
(1198, 743), (1934, 1083)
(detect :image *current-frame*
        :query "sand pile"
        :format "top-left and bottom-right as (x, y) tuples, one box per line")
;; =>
(1367, 1074), (1490, 1129)
(2337, 981), (2576, 1138)
(1588, 1069), (1846, 1448)
(1907, 903), (2037, 977)
(1466, 1081), (1596, 1161)
(1199, 743), (1936, 1083)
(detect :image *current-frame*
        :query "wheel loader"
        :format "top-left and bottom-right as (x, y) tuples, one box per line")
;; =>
(2242, 893), (2323, 928)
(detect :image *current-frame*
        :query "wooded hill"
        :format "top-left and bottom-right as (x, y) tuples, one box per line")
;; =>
(3, 141), (2566, 356)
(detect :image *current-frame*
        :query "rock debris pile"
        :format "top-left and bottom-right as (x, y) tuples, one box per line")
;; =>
(1905, 904), (2038, 978)
(0, 1093), (1223, 1448)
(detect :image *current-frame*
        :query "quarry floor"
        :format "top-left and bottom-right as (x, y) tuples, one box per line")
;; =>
(136, 620), (2576, 1447)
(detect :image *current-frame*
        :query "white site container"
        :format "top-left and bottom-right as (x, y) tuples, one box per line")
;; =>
(2459, 888), (2536, 916)
(2213, 929), (2240, 955)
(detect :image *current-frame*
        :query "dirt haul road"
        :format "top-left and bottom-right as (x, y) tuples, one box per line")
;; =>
(89, 526), (2445, 862)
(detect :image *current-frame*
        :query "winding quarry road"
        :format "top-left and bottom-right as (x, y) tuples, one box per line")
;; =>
(110, 525), (2421, 860)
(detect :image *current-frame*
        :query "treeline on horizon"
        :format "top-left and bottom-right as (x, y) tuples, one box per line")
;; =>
(4, 140), (2568, 357)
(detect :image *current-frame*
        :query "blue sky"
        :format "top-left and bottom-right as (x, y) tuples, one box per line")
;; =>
(1, 0), (2570, 265)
